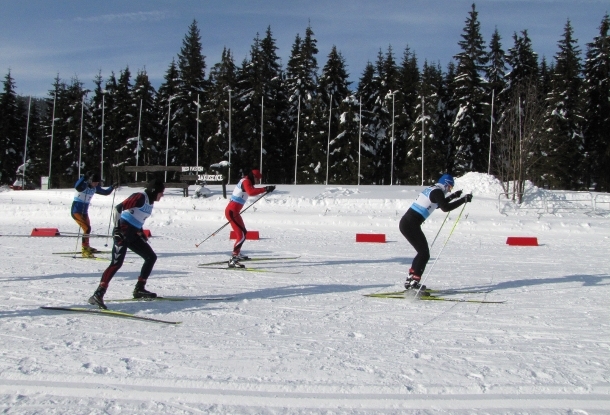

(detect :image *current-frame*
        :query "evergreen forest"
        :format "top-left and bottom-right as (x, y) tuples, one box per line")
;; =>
(1, 4), (609, 192)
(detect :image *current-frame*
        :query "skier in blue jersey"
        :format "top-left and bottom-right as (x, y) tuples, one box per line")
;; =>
(71, 171), (115, 257)
(399, 174), (472, 290)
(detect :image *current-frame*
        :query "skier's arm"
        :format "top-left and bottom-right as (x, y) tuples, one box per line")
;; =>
(448, 190), (463, 200)
(74, 177), (87, 192)
(95, 184), (115, 196)
(241, 178), (266, 197)
(430, 188), (466, 212)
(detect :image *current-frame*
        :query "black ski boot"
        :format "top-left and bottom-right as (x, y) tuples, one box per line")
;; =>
(88, 286), (107, 309)
(228, 255), (245, 268)
(133, 280), (157, 299)
(405, 274), (424, 290)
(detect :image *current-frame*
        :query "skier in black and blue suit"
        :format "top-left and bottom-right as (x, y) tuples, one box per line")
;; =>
(399, 174), (472, 290)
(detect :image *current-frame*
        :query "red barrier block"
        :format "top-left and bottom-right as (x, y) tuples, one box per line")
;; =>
(31, 228), (60, 237)
(506, 237), (538, 246)
(230, 231), (260, 240)
(356, 233), (386, 243)
(142, 229), (152, 238)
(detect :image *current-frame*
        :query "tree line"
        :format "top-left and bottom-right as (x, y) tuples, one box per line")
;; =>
(0, 4), (609, 192)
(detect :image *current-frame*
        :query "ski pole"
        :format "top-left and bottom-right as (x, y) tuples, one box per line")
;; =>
(104, 187), (117, 247)
(72, 222), (82, 258)
(195, 222), (231, 247)
(415, 202), (467, 297)
(429, 211), (450, 249)
(195, 192), (269, 247)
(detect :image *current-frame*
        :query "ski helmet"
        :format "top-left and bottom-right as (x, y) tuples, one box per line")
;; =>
(244, 168), (262, 183)
(88, 171), (101, 183)
(146, 178), (165, 200)
(438, 174), (454, 188)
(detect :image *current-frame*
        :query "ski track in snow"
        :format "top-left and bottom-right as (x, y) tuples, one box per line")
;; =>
(1, 173), (609, 414)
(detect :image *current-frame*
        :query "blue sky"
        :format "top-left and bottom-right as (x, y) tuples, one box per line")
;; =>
(1, 0), (608, 97)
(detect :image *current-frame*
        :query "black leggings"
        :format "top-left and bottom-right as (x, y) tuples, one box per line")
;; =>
(399, 209), (429, 277)
(100, 222), (157, 288)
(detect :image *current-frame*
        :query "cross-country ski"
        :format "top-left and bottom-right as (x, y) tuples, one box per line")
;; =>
(197, 265), (302, 274)
(365, 288), (493, 297)
(40, 306), (181, 324)
(197, 256), (300, 266)
(106, 296), (234, 302)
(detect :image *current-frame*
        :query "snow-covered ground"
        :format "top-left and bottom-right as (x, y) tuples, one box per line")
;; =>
(1, 173), (609, 414)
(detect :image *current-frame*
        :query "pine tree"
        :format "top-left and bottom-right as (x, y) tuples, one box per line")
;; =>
(72, 79), (93, 181)
(105, 67), (137, 183)
(487, 29), (507, 97)
(451, 3), (489, 175)
(232, 33), (266, 177)
(485, 28), (507, 176)
(365, 47), (400, 185)
(285, 25), (318, 183)
(502, 30), (539, 107)
(131, 69), (159, 176)
(44, 76), (89, 186)
(540, 20), (584, 189)
(395, 46), (420, 184)
(438, 62), (458, 174)
(257, 27), (288, 184)
(539, 57), (553, 98)
(175, 20), (208, 170)
(21, 97), (45, 187)
(379, 47), (400, 185)
(356, 62), (379, 184)
(89, 72), (106, 182)
(206, 47), (236, 180)
(156, 59), (180, 180)
(407, 61), (442, 184)
(40, 76), (63, 188)
(582, 14), (610, 191)
(362, 51), (386, 184)
(92, 67), (137, 184)
(101, 72), (119, 181)
(0, 71), (25, 185)
(317, 45), (352, 184)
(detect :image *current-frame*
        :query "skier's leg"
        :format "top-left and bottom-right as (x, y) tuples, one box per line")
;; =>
(128, 235), (157, 298)
(228, 211), (247, 256)
(72, 212), (92, 254)
(88, 226), (128, 308)
(399, 215), (430, 276)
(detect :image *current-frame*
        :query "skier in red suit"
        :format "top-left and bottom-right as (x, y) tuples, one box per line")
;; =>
(225, 169), (274, 268)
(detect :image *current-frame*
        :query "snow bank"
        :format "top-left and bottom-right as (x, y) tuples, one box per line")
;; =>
(454, 172), (505, 196)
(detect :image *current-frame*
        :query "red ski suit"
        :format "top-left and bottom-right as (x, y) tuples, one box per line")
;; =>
(225, 177), (266, 256)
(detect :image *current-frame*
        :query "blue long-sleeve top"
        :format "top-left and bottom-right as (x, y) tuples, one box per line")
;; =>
(71, 176), (114, 215)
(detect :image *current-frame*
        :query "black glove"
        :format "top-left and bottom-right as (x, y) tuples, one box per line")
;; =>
(265, 185), (276, 193)
(112, 226), (124, 243)
(465, 193), (473, 203)
(452, 190), (463, 199)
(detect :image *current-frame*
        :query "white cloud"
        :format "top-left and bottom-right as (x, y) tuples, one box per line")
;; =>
(73, 10), (169, 23)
